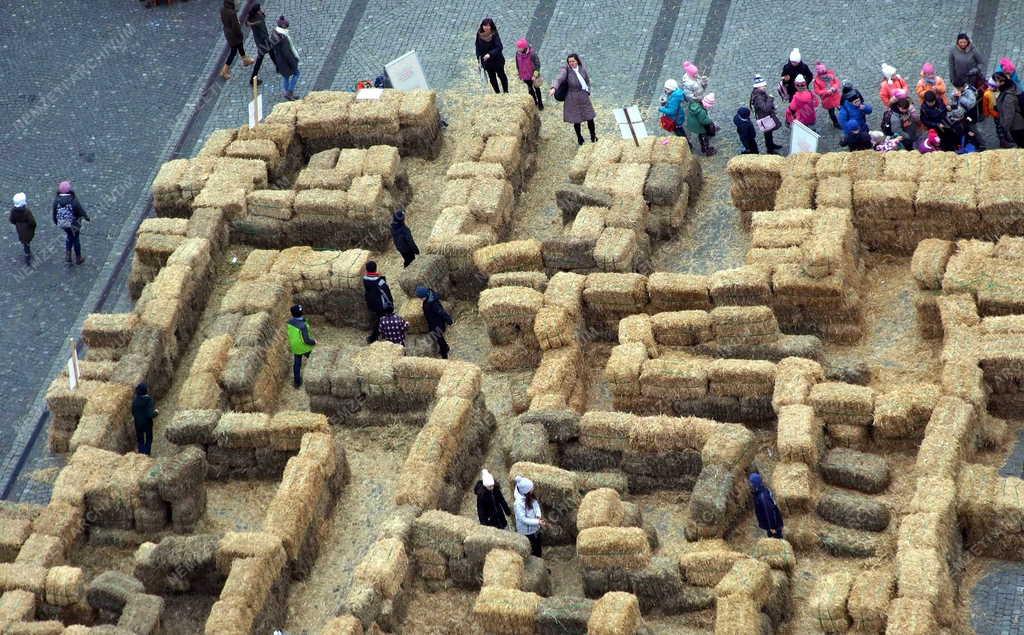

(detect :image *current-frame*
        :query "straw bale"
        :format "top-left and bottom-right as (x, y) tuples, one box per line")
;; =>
(776, 404), (823, 465)
(701, 424), (755, 467)
(774, 177), (815, 211)
(873, 383), (941, 439)
(398, 89), (437, 124)
(771, 356), (824, 410)
(306, 148), (340, 170)
(587, 591), (641, 635)
(977, 180), (1024, 221)
(915, 180), (977, 226)
(747, 246), (802, 268)
(508, 462), (579, 509)
(853, 179), (916, 221)
(709, 266), (771, 305)
(883, 597), (937, 635)
(845, 150), (883, 180)
(815, 176), (852, 209)
(435, 363), (483, 400)
(533, 305), (576, 351)
(354, 538), (408, 598)
(593, 228), (638, 272)
(4, 621), (65, 634)
(618, 315), (657, 355)
(993, 235), (1024, 259)
(820, 448), (891, 494)
(320, 616), (363, 635)
(640, 357), (707, 400)
(152, 157), (189, 196)
(483, 549), (525, 590)
(579, 411), (636, 453)
(750, 538), (795, 573)
(293, 188), (349, 217)
(649, 310), (712, 346)
(465, 178), (513, 224)
(583, 273), (647, 310)
(910, 239), (956, 290)
(119, 593), (164, 634)
(568, 205), (607, 242)
(809, 382), (875, 425)
(479, 286), (544, 324)
(714, 594), (762, 635)
(576, 489), (624, 531)
(771, 462), (814, 514)
(362, 145), (400, 184)
(629, 414), (716, 453)
(678, 540), (747, 586)
(473, 586), (541, 635)
(841, 568), (895, 632)
(710, 304), (777, 332)
(480, 135), (523, 174)
(41, 565), (82, 606)
(810, 571), (854, 632)
(817, 490), (890, 532)
(896, 548), (954, 617)
(528, 344), (582, 400)
(474, 240), (544, 276)
(714, 557), (772, 606)
(881, 150), (923, 181)
(411, 509), (476, 558)
(489, 271), (548, 291)
(604, 343), (646, 397)
(981, 149), (1024, 181)
(447, 161), (506, 182)
(727, 154), (784, 182)
(647, 272), (711, 311)
(0, 518), (31, 561)
(708, 358), (775, 389)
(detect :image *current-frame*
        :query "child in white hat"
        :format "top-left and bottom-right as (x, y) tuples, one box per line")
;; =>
(9, 193), (36, 266)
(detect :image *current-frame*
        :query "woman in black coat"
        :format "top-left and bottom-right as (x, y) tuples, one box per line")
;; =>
(475, 469), (512, 529)
(390, 209), (419, 267)
(220, 0), (253, 80)
(9, 193), (36, 265)
(475, 18), (508, 94)
(246, 4), (273, 84)
(780, 48), (812, 101)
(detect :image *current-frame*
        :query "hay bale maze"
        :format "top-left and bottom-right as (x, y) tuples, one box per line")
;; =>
(36, 81), (1024, 633)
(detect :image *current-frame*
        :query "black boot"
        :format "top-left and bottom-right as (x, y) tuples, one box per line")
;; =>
(576, 133), (585, 145)
(65, 250), (72, 264)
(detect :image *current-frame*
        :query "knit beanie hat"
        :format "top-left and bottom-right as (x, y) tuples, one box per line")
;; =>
(1000, 57), (1017, 74)
(481, 469), (495, 487)
(881, 63), (896, 79)
(749, 472), (763, 488)
(814, 62), (827, 75)
(683, 61), (699, 77)
(701, 93), (716, 108)
(789, 48), (801, 63)
(516, 38), (528, 49)
(415, 285), (429, 299)
(869, 131), (885, 146)
(926, 129), (939, 146)
(58, 181), (71, 194)
(893, 88), (908, 100)
(12, 193), (26, 208)
(277, 15), (289, 28)
(737, 106), (751, 118)
(135, 383), (149, 396)
(752, 74), (767, 88)
(515, 476), (534, 495)
(290, 304), (303, 317)
(957, 32), (970, 43)
(393, 208), (405, 222)
(921, 62), (935, 75)
(664, 78), (679, 92)
(794, 74), (807, 85)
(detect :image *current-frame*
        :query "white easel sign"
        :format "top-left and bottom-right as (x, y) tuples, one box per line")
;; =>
(614, 106), (648, 145)
(385, 51), (429, 91)
(248, 77), (264, 129)
(789, 121), (820, 155)
(67, 340), (81, 390)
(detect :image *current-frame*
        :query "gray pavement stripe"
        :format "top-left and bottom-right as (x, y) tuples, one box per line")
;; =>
(313, 0), (370, 91)
(692, 0), (731, 75)
(632, 0), (684, 105)
(972, 0), (1000, 63)
(525, 0), (557, 51)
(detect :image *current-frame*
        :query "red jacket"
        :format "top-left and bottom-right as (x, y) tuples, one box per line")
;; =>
(812, 70), (842, 110)
(879, 75), (909, 107)
(786, 89), (818, 126)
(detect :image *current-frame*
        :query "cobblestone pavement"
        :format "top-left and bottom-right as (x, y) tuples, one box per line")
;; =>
(4, 0), (1024, 628)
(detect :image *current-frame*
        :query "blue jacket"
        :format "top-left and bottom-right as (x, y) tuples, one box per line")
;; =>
(422, 290), (453, 333)
(751, 482), (783, 531)
(658, 88), (687, 127)
(837, 94), (873, 132)
(733, 109), (756, 148)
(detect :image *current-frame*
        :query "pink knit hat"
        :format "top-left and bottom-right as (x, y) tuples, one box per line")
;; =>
(1001, 57), (1017, 74)
(701, 92), (715, 108)
(516, 38), (528, 49)
(893, 88), (908, 100)
(921, 62), (935, 75)
(815, 61), (827, 74)
(683, 61), (699, 77)
(58, 181), (71, 194)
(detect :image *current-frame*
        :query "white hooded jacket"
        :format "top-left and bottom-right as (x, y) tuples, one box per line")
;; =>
(513, 485), (542, 535)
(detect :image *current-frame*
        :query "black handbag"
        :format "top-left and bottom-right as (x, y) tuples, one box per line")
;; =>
(554, 76), (569, 102)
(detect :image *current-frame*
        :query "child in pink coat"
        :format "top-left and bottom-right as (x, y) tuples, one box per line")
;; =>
(812, 62), (842, 128)
(786, 75), (819, 128)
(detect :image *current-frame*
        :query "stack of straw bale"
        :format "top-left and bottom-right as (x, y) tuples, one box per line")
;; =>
(726, 154), (785, 216)
(713, 558), (773, 635)
(709, 306), (779, 347)
(583, 273), (648, 337)
(810, 571), (854, 632)
(809, 381), (876, 448)
(586, 591), (644, 635)
(872, 383), (941, 441)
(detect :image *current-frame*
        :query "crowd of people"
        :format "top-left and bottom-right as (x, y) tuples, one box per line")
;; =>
(220, 1), (301, 100)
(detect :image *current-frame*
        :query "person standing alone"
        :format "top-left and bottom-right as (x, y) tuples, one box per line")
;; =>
(131, 383), (158, 456)
(749, 472), (783, 538)
(53, 181), (90, 265)
(550, 54), (598, 145)
(362, 261), (394, 343)
(287, 304), (316, 388)
(515, 39), (544, 110)
(9, 193), (36, 266)
(390, 209), (419, 268)
(476, 18), (508, 94)
(220, 0), (254, 80)
(416, 285), (454, 359)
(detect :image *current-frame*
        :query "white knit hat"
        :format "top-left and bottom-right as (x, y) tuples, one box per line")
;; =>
(481, 469), (495, 488)
(515, 476), (534, 495)
(664, 78), (679, 92)
(789, 48), (801, 63)
(881, 63), (896, 79)
(12, 193), (26, 208)
(794, 74), (807, 85)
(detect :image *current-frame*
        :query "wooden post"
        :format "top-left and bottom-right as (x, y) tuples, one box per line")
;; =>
(624, 107), (640, 147)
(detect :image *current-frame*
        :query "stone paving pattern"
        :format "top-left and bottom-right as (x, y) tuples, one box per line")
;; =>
(3, 0), (1024, 630)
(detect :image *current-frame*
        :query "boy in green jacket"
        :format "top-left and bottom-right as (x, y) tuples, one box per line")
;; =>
(287, 304), (316, 388)
(686, 92), (718, 156)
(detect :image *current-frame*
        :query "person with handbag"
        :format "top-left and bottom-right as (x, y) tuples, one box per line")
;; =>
(658, 79), (689, 142)
(685, 92), (718, 156)
(750, 74), (783, 154)
(549, 54), (598, 145)
(780, 48), (811, 101)
(476, 18), (508, 94)
(515, 38), (544, 110)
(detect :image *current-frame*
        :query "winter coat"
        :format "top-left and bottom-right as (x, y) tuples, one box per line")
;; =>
(680, 74), (707, 101)
(812, 70), (842, 110)
(749, 88), (780, 127)
(52, 192), (89, 229)
(916, 76), (948, 105)
(786, 89), (818, 127)
(751, 483), (783, 532)
(131, 394), (157, 428)
(475, 32), (505, 72)
(286, 316), (315, 355)
(684, 100), (713, 134)
(882, 104), (921, 141)
(269, 28), (299, 77)
(513, 488), (542, 535)
(378, 313), (408, 346)
(220, 0), (244, 48)
(840, 129), (873, 151)
(836, 96), (872, 132)
(997, 85), (1024, 132)
(475, 481), (512, 529)
(733, 111), (757, 149)
(949, 43), (984, 88)
(422, 290), (453, 333)
(390, 219), (419, 256)
(515, 48), (541, 82)
(9, 207), (36, 244)
(982, 87), (1000, 119)
(920, 100), (950, 131)
(780, 61), (812, 99)
(658, 88), (687, 128)
(362, 274), (394, 313)
(553, 64), (597, 124)
(246, 10), (272, 55)
(878, 75), (909, 108)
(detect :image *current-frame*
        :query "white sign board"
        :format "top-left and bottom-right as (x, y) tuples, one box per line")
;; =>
(67, 342), (80, 390)
(356, 88), (384, 101)
(385, 51), (429, 91)
(789, 120), (819, 155)
(247, 94), (263, 129)
(614, 106), (648, 143)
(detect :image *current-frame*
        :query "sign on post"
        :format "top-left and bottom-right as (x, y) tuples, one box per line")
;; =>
(614, 106), (648, 146)
(356, 87), (384, 101)
(67, 339), (80, 390)
(385, 51), (429, 91)
(248, 77), (263, 129)
(789, 121), (820, 155)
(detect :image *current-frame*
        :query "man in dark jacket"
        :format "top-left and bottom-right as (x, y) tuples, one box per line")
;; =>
(246, 4), (273, 85)
(733, 107), (758, 154)
(52, 181), (90, 265)
(749, 472), (783, 538)
(390, 209), (419, 268)
(287, 304), (316, 388)
(220, 0), (254, 80)
(131, 383), (158, 455)
(995, 72), (1024, 147)
(9, 193), (36, 265)
(780, 49), (812, 101)
(362, 261), (394, 343)
(416, 285), (454, 359)
(475, 469), (512, 529)
(269, 16), (300, 100)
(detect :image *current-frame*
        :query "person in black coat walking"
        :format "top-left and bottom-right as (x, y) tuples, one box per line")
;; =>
(390, 209), (419, 267)
(749, 472), (783, 538)
(780, 48), (812, 101)
(475, 469), (512, 529)
(733, 107), (758, 154)
(131, 383), (159, 455)
(416, 285), (454, 359)
(220, 0), (254, 80)
(52, 181), (90, 265)
(269, 16), (301, 100)
(246, 4), (273, 85)
(475, 18), (508, 94)
(9, 193), (36, 265)
(362, 261), (394, 343)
